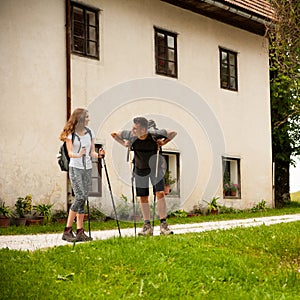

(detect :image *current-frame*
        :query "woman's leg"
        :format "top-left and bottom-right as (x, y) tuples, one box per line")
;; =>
(66, 209), (76, 227)
(63, 168), (85, 238)
(75, 169), (92, 229)
(74, 169), (93, 241)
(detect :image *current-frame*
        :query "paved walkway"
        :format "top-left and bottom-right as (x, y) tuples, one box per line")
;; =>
(1, 214), (300, 251)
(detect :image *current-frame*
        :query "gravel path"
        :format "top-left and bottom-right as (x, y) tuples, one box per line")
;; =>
(1, 214), (300, 251)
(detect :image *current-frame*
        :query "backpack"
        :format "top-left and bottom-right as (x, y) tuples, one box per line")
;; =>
(57, 127), (92, 172)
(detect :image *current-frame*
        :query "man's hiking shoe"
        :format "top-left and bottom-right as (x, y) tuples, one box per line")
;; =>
(75, 230), (93, 242)
(160, 222), (173, 235)
(62, 230), (76, 242)
(138, 223), (153, 236)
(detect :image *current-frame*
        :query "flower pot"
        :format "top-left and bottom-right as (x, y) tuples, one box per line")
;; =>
(130, 214), (141, 221)
(56, 218), (67, 224)
(187, 213), (199, 218)
(164, 185), (171, 195)
(210, 209), (218, 215)
(15, 218), (26, 226)
(26, 218), (43, 226)
(230, 190), (237, 196)
(0, 217), (10, 228)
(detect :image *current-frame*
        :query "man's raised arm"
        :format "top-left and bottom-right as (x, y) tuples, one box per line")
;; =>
(111, 131), (129, 148)
(157, 130), (177, 147)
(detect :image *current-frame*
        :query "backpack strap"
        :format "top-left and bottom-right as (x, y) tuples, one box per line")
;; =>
(85, 127), (92, 140)
(71, 127), (92, 143)
(71, 132), (81, 153)
(71, 132), (76, 143)
(148, 130), (164, 153)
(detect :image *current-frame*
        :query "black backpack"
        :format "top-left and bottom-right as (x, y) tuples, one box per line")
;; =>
(57, 128), (92, 172)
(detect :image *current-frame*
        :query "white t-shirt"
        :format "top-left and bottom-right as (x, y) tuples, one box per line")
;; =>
(67, 127), (95, 170)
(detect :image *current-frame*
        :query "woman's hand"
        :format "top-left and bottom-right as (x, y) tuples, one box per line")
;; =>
(79, 147), (87, 157)
(98, 148), (105, 158)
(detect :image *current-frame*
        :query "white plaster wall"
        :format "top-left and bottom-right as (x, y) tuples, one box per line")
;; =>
(0, 0), (67, 209)
(0, 0), (272, 212)
(72, 0), (272, 210)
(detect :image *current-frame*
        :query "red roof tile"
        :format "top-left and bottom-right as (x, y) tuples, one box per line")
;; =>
(223, 0), (275, 19)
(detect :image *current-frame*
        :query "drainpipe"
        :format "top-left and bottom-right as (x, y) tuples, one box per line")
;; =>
(66, 0), (72, 210)
(66, 0), (71, 120)
(202, 0), (273, 27)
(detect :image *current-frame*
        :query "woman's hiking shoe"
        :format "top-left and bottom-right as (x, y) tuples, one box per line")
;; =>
(160, 222), (173, 235)
(62, 230), (76, 242)
(138, 223), (153, 236)
(75, 230), (93, 242)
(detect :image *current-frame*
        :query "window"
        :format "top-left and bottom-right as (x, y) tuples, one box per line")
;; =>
(162, 152), (180, 196)
(89, 144), (103, 197)
(71, 2), (99, 59)
(222, 157), (240, 198)
(155, 27), (178, 78)
(219, 48), (238, 91)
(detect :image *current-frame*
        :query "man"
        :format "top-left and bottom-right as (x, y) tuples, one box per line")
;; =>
(111, 117), (177, 236)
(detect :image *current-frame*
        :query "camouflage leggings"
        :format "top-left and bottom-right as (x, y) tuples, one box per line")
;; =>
(69, 167), (92, 214)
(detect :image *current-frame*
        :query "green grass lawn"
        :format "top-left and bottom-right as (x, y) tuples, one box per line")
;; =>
(1, 221), (299, 299)
(1, 200), (300, 299)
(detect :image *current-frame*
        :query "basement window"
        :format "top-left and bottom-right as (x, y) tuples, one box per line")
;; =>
(71, 2), (99, 59)
(162, 151), (180, 196)
(222, 157), (240, 198)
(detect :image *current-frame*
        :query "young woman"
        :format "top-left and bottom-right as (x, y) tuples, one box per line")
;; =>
(60, 108), (104, 242)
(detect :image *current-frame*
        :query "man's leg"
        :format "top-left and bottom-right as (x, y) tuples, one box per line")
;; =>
(134, 169), (153, 236)
(156, 191), (173, 235)
(140, 196), (151, 221)
(138, 196), (153, 236)
(156, 191), (167, 219)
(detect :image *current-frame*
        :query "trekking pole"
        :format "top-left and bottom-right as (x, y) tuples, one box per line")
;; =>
(86, 198), (91, 238)
(152, 146), (160, 228)
(129, 148), (137, 237)
(82, 146), (91, 238)
(101, 152), (122, 238)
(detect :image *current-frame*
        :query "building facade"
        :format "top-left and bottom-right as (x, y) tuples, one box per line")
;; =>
(0, 0), (274, 217)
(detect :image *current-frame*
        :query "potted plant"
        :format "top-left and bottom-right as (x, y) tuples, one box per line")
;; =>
(188, 204), (202, 217)
(223, 181), (239, 196)
(33, 203), (54, 225)
(0, 202), (12, 228)
(164, 170), (176, 195)
(230, 183), (239, 196)
(52, 209), (69, 223)
(205, 196), (220, 215)
(14, 195), (32, 226)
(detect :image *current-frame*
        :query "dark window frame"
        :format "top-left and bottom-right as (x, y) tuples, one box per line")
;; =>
(71, 1), (100, 60)
(219, 48), (238, 91)
(89, 144), (103, 197)
(162, 151), (180, 196)
(222, 156), (241, 199)
(154, 27), (178, 78)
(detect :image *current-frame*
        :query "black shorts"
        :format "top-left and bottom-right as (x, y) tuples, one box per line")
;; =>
(134, 167), (165, 197)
